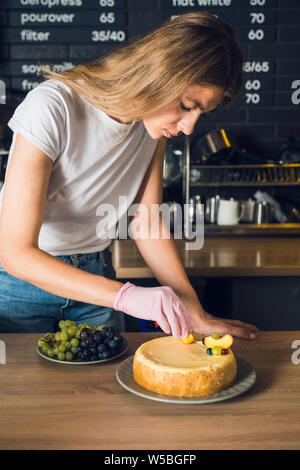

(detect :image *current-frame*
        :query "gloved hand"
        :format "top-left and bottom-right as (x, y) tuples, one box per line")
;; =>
(113, 282), (193, 339)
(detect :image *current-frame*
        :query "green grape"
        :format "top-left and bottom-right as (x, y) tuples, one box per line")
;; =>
(65, 352), (73, 361)
(38, 339), (46, 348)
(211, 332), (221, 339)
(58, 320), (65, 329)
(64, 341), (71, 350)
(212, 346), (222, 356)
(53, 347), (60, 356)
(75, 329), (81, 339)
(70, 338), (79, 347)
(44, 333), (53, 342)
(60, 331), (68, 342)
(57, 352), (65, 361)
(54, 332), (61, 342)
(58, 343), (66, 352)
(47, 349), (55, 358)
(42, 343), (50, 353)
(71, 346), (78, 355)
(67, 326), (77, 337)
(64, 320), (72, 327)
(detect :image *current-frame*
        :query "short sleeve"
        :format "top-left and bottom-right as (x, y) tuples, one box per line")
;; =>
(7, 82), (66, 163)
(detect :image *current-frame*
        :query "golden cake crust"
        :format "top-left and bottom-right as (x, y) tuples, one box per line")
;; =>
(133, 336), (237, 397)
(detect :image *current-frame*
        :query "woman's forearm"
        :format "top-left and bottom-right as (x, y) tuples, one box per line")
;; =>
(133, 215), (203, 312)
(1, 247), (123, 308)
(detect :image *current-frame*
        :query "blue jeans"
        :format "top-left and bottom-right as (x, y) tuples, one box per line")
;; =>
(0, 247), (125, 333)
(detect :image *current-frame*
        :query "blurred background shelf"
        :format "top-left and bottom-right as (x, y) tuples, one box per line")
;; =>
(203, 223), (300, 236)
(190, 164), (300, 187)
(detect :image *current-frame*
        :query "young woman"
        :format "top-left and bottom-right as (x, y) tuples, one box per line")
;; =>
(0, 12), (258, 339)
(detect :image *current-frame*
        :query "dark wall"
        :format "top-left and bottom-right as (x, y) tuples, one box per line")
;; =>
(0, 0), (300, 161)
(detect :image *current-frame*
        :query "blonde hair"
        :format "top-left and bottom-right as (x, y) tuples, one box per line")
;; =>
(41, 12), (243, 122)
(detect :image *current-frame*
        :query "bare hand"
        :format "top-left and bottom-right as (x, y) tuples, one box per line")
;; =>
(191, 311), (259, 341)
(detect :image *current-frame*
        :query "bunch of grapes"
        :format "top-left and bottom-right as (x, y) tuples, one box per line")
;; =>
(38, 320), (124, 362)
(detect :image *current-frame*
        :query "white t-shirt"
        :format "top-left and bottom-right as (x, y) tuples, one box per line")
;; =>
(0, 79), (158, 255)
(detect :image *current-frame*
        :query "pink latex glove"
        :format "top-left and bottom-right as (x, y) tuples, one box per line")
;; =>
(113, 282), (193, 339)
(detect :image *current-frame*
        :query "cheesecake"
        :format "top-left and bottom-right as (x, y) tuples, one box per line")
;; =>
(133, 335), (237, 397)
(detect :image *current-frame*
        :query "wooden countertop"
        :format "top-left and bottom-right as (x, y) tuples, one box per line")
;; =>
(1, 331), (300, 450)
(111, 236), (300, 278)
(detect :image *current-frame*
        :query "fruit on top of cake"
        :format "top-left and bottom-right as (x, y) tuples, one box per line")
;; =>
(180, 333), (195, 344)
(211, 332), (221, 339)
(204, 333), (233, 350)
(37, 322), (124, 362)
(212, 346), (223, 356)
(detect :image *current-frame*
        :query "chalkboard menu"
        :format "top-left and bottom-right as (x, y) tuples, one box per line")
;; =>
(161, 0), (277, 108)
(0, 0), (300, 160)
(0, 0), (128, 96)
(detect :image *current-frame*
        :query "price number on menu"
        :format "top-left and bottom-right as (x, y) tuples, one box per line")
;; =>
(99, 12), (115, 24)
(99, 0), (116, 6)
(245, 79), (262, 90)
(249, 0), (267, 5)
(241, 0), (276, 42)
(91, 30), (126, 42)
(241, 64), (274, 106)
(249, 12), (265, 24)
(248, 29), (265, 40)
(243, 92), (273, 106)
(245, 79), (261, 105)
(243, 61), (271, 73)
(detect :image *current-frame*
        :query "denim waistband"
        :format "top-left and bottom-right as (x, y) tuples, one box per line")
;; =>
(57, 247), (111, 268)
(0, 247), (111, 270)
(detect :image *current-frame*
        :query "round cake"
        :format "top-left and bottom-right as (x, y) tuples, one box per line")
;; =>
(133, 335), (237, 397)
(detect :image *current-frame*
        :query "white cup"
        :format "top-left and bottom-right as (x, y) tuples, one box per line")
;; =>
(217, 198), (245, 225)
